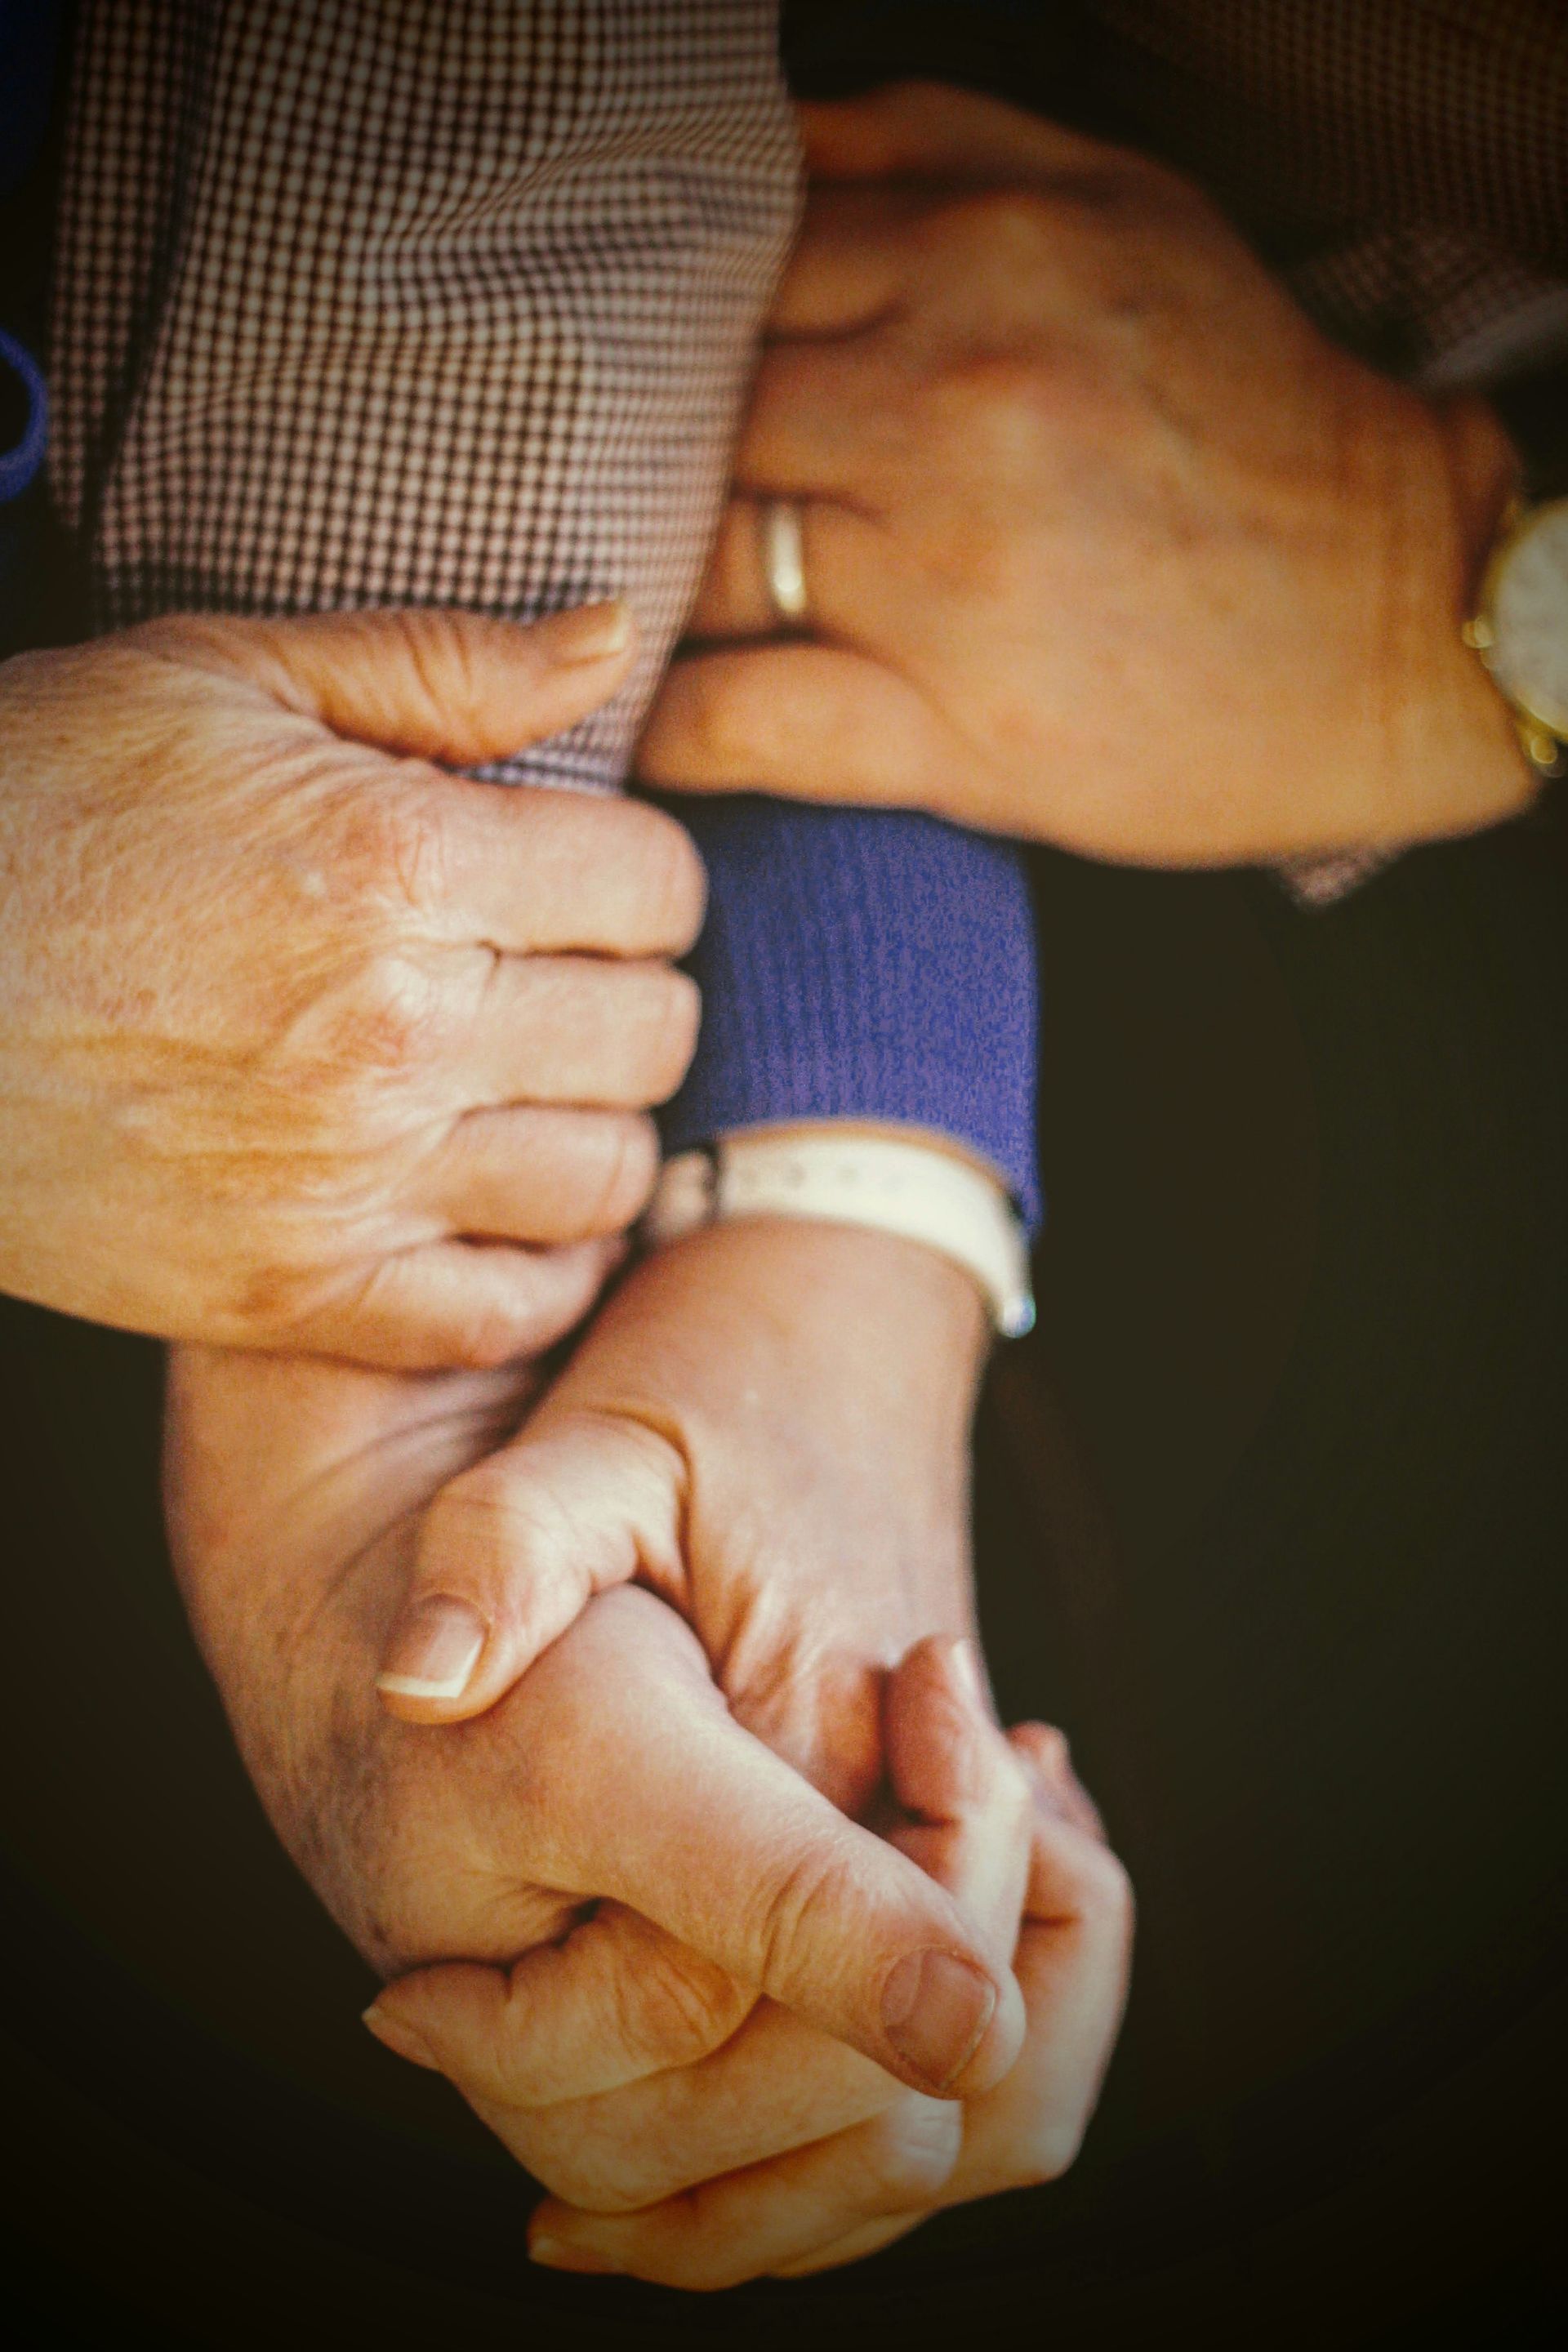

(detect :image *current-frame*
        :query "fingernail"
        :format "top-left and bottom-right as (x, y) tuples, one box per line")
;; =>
(362, 2003), (439, 2069)
(529, 2237), (621, 2275)
(881, 1949), (996, 2092)
(376, 1596), (486, 1703)
(551, 599), (633, 663)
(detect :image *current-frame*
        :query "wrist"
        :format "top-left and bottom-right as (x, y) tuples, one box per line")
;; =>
(1389, 391), (1542, 839)
(724, 1117), (1015, 1192)
(644, 1125), (1034, 1339)
(163, 1344), (535, 1597)
(557, 1214), (989, 1442)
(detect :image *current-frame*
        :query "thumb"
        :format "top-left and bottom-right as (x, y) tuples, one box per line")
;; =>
(376, 1410), (687, 1723)
(380, 1586), (1027, 2102)
(144, 601), (638, 767)
(519, 1593), (1028, 2100)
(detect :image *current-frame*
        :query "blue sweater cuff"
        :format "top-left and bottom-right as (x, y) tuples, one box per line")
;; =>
(659, 798), (1041, 1232)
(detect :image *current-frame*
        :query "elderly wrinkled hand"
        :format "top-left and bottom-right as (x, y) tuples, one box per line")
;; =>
(0, 602), (706, 1362)
(164, 1338), (1026, 2105)
(336, 1214), (1129, 2285)
(384, 1648), (1132, 2290)
(640, 82), (1530, 866)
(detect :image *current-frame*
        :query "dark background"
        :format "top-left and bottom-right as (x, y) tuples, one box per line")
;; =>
(4, 813), (1566, 2349)
(4, 2), (1567, 2343)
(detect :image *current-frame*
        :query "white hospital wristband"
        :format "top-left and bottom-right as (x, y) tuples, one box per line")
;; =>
(640, 1130), (1036, 1339)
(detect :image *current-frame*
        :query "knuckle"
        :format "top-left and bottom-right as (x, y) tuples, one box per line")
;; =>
(505, 2109), (646, 2216)
(676, 657), (755, 769)
(1018, 1723), (1077, 1795)
(581, 1115), (660, 1234)
(337, 950), (455, 1079)
(224, 1250), (342, 1347)
(391, 608), (481, 740)
(1040, 157), (1168, 227)
(421, 1456), (572, 1572)
(1107, 145), (1214, 222)
(442, 1279), (558, 1371)
(124, 612), (248, 678)
(866, 2100), (964, 2209)
(419, 1459), (518, 1569)
(389, 797), (453, 915)
(913, 496), (1036, 611)
(336, 787), (453, 915)
(525, 2145), (641, 2220)
(988, 1732), (1036, 1825)
(1077, 1841), (1135, 1937)
(857, 76), (933, 137)
(748, 1842), (863, 1994)
(644, 2248), (740, 2296)
(618, 966), (700, 1102)
(257, 956), (454, 1122)
(254, 1250), (385, 1355)
(611, 1940), (749, 2074)
(448, 1302), (528, 1370)
(920, 348), (1058, 474)
(617, 802), (707, 951)
(926, 184), (1058, 274)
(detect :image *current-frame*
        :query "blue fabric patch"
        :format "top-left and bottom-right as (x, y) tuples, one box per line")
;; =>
(0, 325), (47, 502)
(662, 797), (1042, 1227)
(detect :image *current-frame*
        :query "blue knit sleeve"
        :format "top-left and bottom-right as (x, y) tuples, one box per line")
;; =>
(659, 797), (1041, 1231)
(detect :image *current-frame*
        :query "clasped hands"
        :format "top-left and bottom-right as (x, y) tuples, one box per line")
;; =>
(167, 1219), (1131, 2288)
(2, 556), (1128, 2283)
(74, 78), (1434, 2287)
(48, 69), (1548, 2284)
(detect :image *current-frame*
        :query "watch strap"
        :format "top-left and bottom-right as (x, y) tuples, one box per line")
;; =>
(1463, 495), (1568, 778)
(641, 1131), (1037, 1339)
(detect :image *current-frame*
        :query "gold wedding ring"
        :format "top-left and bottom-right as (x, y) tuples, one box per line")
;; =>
(760, 497), (810, 628)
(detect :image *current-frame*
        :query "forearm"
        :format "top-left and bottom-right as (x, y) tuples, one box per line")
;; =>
(163, 1341), (546, 1969)
(56, 0), (800, 788)
(59, 10), (1040, 1228)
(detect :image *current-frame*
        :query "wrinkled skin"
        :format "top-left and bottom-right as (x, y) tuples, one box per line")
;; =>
(642, 82), (1531, 866)
(165, 1217), (1130, 2286)
(350, 1218), (1132, 2283)
(163, 1222), (1031, 2101)
(1, 602), (706, 1363)
(400, 1694), (1133, 2290)
(164, 1103), (1134, 2290)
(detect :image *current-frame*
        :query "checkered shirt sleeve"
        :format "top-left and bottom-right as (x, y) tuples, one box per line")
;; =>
(51, 0), (800, 795)
(48, 0), (1045, 1212)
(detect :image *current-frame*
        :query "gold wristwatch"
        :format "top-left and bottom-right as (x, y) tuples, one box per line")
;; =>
(1462, 496), (1568, 780)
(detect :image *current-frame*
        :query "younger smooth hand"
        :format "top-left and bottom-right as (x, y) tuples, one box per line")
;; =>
(374, 1213), (989, 1815)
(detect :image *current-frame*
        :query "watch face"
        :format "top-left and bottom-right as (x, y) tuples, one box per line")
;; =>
(1489, 499), (1568, 739)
